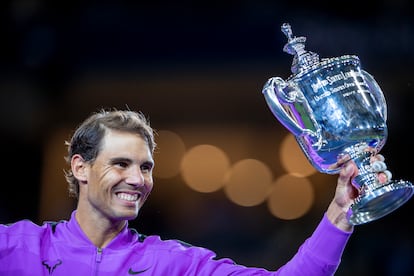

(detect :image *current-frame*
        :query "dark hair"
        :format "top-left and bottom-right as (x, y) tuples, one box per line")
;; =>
(64, 108), (156, 198)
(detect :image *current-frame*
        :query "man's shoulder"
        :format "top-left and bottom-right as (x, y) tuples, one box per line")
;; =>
(1, 219), (62, 235)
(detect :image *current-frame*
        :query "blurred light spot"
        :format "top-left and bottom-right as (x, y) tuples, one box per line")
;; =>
(181, 144), (230, 193)
(224, 159), (273, 207)
(280, 134), (316, 177)
(153, 130), (186, 179)
(267, 174), (314, 220)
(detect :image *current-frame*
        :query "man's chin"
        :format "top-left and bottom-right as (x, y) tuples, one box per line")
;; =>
(114, 210), (139, 221)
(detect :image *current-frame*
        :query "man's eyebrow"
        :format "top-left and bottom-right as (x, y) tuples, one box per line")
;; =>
(110, 157), (154, 167)
(109, 157), (132, 163)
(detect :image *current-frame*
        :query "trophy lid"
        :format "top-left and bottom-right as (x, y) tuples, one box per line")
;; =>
(281, 23), (320, 75)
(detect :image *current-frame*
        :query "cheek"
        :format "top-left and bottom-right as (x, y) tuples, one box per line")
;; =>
(145, 177), (154, 192)
(100, 167), (122, 182)
(91, 171), (119, 193)
(146, 180), (154, 191)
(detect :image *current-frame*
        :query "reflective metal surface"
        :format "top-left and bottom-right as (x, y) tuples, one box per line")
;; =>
(262, 23), (414, 225)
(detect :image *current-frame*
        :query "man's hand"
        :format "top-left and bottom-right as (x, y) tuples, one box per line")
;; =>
(326, 154), (391, 231)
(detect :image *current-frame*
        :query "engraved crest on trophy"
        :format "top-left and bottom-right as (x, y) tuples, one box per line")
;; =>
(262, 23), (414, 225)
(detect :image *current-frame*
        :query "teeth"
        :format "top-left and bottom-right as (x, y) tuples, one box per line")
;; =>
(117, 193), (138, 201)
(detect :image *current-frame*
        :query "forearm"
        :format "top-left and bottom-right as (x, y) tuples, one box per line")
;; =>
(326, 200), (353, 232)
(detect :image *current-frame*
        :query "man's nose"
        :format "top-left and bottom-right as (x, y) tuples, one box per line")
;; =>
(125, 167), (145, 186)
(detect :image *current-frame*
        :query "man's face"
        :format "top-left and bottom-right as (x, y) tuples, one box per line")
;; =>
(83, 130), (154, 222)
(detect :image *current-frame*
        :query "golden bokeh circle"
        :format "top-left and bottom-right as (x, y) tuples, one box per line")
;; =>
(180, 144), (230, 193)
(223, 159), (273, 207)
(267, 174), (314, 220)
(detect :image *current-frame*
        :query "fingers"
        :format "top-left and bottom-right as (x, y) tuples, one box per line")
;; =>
(370, 153), (385, 163)
(370, 154), (392, 184)
(335, 152), (392, 184)
(378, 170), (392, 184)
(338, 161), (360, 198)
(329, 154), (351, 170)
(339, 161), (358, 181)
(371, 160), (387, 172)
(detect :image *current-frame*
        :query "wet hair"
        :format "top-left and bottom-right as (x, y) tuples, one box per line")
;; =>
(64, 108), (156, 198)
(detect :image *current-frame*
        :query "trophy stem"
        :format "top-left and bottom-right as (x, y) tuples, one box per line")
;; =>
(345, 144), (414, 225)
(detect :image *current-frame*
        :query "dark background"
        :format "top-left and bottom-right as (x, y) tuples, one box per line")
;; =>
(1, 1), (413, 275)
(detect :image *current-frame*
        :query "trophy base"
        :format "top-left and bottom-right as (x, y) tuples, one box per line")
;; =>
(348, 180), (414, 225)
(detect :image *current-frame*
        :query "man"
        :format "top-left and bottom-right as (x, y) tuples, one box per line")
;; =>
(0, 108), (391, 275)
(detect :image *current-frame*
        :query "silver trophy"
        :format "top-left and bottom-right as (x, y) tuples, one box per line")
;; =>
(262, 23), (414, 225)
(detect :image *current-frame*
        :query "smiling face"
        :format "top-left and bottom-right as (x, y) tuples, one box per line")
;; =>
(74, 129), (154, 224)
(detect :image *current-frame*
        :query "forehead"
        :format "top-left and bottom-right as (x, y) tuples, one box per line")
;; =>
(100, 130), (150, 153)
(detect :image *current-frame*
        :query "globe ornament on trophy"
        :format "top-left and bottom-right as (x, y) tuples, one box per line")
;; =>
(262, 23), (414, 225)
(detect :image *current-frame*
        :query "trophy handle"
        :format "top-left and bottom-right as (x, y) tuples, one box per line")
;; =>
(262, 77), (319, 139)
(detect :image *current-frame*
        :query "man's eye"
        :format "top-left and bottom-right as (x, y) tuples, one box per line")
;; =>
(117, 162), (129, 168)
(141, 164), (152, 172)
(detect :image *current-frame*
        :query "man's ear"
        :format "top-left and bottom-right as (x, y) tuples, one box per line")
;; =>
(71, 154), (88, 183)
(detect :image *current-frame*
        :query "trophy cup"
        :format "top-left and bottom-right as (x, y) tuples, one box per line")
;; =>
(262, 23), (414, 225)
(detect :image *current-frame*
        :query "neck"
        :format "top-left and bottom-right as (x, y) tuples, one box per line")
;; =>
(75, 207), (127, 248)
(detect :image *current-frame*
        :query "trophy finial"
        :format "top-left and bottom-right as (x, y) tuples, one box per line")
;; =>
(281, 23), (319, 75)
(281, 23), (293, 42)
